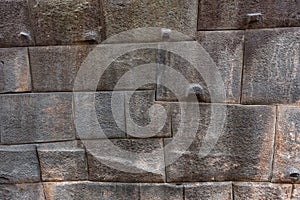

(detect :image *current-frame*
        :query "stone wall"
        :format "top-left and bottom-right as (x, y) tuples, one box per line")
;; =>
(0, 0), (300, 199)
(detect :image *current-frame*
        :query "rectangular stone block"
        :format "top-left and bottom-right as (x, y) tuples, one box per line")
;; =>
(242, 28), (300, 104)
(0, 48), (31, 93)
(184, 182), (232, 200)
(0, 93), (75, 144)
(166, 104), (276, 182)
(37, 141), (88, 181)
(0, 183), (45, 200)
(0, 0), (34, 47)
(125, 90), (171, 138)
(198, 0), (300, 30)
(140, 183), (183, 200)
(102, 0), (198, 42)
(233, 182), (292, 200)
(43, 182), (139, 200)
(292, 184), (300, 200)
(85, 139), (165, 182)
(0, 145), (40, 183)
(272, 106), (300, 183)
(28, 0), (102, 45)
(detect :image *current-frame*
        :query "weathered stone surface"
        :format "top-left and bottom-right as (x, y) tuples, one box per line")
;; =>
(292, 184), (300, 200)
(0, 93), (75, 144)
(198, 0), (300, 30)
(0, 183), (45, 200)
(125, 90), (171, 138)
(0, 48), (31, 93)
(44, 182), (139, 200)
(37, 141), (88, 181)
(272, 106), (300, 183)
(0, 145), (40, 183)
(140, 183), (183, 200)
(242, 28), (300, 104)
(85, 139), (165, 182)
(184, 182), (232, 200)
(0, 0), (34, 47)
(28, 0), (102, 45)
(102, 0), (198, 41)
(30, 46), (93, 92)
(166, 104), (276, 182)
(233, 182), (292, 200)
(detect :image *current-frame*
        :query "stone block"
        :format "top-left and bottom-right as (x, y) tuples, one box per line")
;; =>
(0, 183), (45, 200)
(242, 28), (300, 104)
(28, 0), (102, 45)
(140, 183), (183, 200)
(184, 182), (232, 200)
(85, 139), (165, 182)
(0, 145), (40, 183)
(233, 182), (292, 200)
(0, 48), (31, 93)
(37, 141), (88, 181)
(0, 0), (34, 47)
(272, 106), (300, 183)
(166, 104), (276, 182)
(198, 0), (300, 30)
(0, 93), (75, 144)
(292, 184), (300, 200)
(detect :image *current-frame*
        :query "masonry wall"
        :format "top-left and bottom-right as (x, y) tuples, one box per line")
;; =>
(0, 0), (300, 199)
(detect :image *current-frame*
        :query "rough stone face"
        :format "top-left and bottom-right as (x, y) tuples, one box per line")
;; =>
(292, 184), (300, 200)
(198, 0), (300, 30)
(0, 145), (40, 183)
(233, 182), (292, 200)
(166, 104), (276, 182)
(28, 0), (102, 45)
(272, 106), (300, 183)
(43, 182), (139, 200)
(0, 0), (34, 47)
(85, 139), (165, 182)
(102, 0), (198, 41)
(0, 48), (31, 93)
(242, 28), (300, 104)
(184, 182), (232, 200)
(0, 93), (75, 144)
(140, 184), (183, 200)
(0, 183), (45, 200)
(37, 141), (88, 181)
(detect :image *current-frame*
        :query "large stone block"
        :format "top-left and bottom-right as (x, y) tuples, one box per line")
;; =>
(0, 0), (34, 47)
(43, 182), (139, 200)
(0, 48), (31, 93)
(272, 106), (300, 183)
(0, 183), (45, 200)
(184, 182), (232, 200)
(85, 139), (165, 182)
(37, 141), (88, 181)
(233, 182), (292, 200)
(166, 104), (276, 182)
(28, 0), (102, 45)
(0, 93), (75, 144)
(140, 183), (183, 200)
(102, 0), (198, 41)
(198, 0), (300, 30)
(242, 28), (300, 104)
(0, 145), (40, 183)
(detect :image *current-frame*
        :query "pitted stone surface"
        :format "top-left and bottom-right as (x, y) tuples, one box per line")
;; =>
(0, 183), (45, 200)
(140, 183), (183, 200)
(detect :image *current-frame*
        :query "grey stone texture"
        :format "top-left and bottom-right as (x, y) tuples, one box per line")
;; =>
(272, 106), (300, 183)
(198, 0), (300, 30)
(0, 145), (40, 183)
(0, 183), (45, 200)
(233, 182), (292, 200)
(166, 104), (276, 182)
(184, 182), (232, 200)
(140, 183), (183, 200)
(0, 48), (31, 93)
(0, 93), (75, 144)
(242, 28), (300, 104)
(28, 0), (102, 45)
(0, 0), (34, 47)
(37, 141), (88, 181)
(292, 184), (300, 200)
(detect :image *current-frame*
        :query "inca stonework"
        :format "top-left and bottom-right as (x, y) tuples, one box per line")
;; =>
(0, 0), (299, 200)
